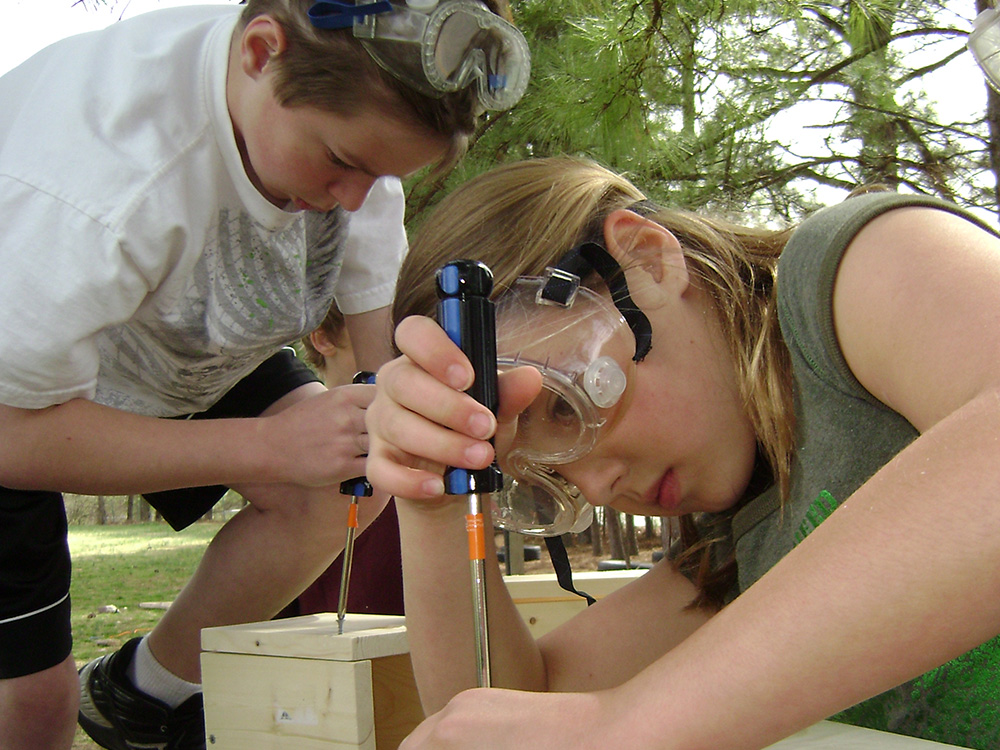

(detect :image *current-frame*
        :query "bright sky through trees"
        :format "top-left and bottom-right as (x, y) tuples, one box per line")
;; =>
(3, 0), (994, 222)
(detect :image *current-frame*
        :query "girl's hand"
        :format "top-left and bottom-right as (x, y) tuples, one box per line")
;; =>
(399, 688), (616, 750)
(365, 315), (541, 502)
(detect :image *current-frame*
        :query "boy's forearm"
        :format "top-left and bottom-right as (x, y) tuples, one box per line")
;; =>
(0, 398), (280, 494)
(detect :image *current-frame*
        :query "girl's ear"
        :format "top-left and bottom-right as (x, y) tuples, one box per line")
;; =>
(239, 15), (287, 78)
(603, 208), (689, 305)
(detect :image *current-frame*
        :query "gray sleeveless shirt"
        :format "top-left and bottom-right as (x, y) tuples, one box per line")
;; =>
(729, 192), (1000, 747)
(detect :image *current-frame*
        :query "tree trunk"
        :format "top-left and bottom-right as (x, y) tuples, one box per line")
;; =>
(607, 511), (629, 566)
(591, 507), (603, 556)
(644, 516), (657, 540)
(625, 514), (639, 557)
(660, 516), (679, 556)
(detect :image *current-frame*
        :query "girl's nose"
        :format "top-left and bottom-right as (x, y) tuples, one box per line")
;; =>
(559, 458), (620, 507)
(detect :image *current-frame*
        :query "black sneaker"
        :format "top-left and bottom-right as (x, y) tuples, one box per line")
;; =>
(78, 637), (206, 750)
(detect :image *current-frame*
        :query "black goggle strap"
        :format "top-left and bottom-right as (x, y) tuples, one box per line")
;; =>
(537, 241), (649, 605)
(544, 535), (597, 605)
(542, 242), (653, 363)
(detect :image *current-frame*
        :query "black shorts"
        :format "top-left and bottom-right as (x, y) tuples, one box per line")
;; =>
(0, 349), (319, 678)
(144, 349), (320, 531)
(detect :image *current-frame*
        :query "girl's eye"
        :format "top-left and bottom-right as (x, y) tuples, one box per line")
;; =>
(517, 393), (576, 436)
(547, 393), (576, 426)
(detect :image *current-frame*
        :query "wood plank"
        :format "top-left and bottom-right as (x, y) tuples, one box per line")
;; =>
(201, 651), (373, 748)
(767, 721), (968, 748)
(202, 614), (409, 661)
(503, 569), (648, 636)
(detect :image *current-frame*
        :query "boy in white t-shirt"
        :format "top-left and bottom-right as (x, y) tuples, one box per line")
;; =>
(0, 2), (528, 748)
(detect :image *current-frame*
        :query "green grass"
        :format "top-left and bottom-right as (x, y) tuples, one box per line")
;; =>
(69, 522), (222, 666)
(68, 522), (222, 749)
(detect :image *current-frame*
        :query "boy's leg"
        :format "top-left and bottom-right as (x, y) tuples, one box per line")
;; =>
(144, 348), (335, 682)
(79, 426), (353, 750)
(148, 473), (353, 677)
(78, 350), (375, 748)
(0, 487), (78, 750)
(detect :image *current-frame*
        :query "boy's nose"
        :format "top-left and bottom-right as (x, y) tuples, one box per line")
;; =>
(330, 173), (377, 212)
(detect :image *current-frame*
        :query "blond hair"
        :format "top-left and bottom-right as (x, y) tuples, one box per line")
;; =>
(393, 156), (795, 605)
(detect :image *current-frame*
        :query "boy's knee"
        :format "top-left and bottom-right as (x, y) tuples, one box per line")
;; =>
(241, 485), (344, 526)
(0, 657), (79, 747)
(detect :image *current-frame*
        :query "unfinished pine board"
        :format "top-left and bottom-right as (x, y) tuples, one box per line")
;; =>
(201, 614), (421, 750)
(504, 568), (648, 636)
(766, 721), (966, 748)
(202, 613), (408, 661)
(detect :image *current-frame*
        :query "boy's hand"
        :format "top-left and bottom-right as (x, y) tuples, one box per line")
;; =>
(262, 381), (375, 487)
(365, 315), (541, 503)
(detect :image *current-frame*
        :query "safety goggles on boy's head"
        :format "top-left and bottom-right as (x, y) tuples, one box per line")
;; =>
(308, 0), (530, 112)
(491, 242), (653, 537)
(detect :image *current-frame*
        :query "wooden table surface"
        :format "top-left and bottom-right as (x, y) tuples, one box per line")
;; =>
(767, 721), (967, 748)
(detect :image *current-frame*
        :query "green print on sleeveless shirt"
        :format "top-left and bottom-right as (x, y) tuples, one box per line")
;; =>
(795, 491), (1000, 749)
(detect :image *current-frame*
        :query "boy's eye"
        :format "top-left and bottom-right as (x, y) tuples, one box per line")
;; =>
(327, 150), (351, 169)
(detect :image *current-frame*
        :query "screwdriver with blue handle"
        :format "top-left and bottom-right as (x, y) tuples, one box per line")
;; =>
(337, 370), (377, 636)
(435, 259), (504, 688)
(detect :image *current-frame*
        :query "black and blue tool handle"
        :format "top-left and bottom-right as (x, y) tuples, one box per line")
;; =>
(339, 370), (376, 498)
(435, 260), (504, 496)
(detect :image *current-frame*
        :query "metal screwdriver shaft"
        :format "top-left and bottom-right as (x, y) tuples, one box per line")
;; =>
(337, 371), (377, 636)
(436, 260), (504, 688)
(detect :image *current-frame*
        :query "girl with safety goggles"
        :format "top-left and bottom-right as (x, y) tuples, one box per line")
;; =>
(367, 155), (1000, 750)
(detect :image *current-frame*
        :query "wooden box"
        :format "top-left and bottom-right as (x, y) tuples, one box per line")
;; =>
(503, 568), (648, 636)
(201, 614), (422, 750)
(200, 570), (647, 748)
(199, 571), (964, 750)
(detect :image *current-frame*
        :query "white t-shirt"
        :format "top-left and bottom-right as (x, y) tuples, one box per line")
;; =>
(0, 5), (406, 417)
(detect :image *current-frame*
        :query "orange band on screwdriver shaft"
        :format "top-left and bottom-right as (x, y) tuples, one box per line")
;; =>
(347, 503), (359, 529)
(466, 513), (486, 561)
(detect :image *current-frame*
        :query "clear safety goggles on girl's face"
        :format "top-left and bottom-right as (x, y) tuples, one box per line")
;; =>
(308, 0), (530, 112)
(491, 243), (653, 537)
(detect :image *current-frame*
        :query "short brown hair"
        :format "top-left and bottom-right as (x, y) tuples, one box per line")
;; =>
(300, 299), (347, 371)
(239, 0), (516, 169)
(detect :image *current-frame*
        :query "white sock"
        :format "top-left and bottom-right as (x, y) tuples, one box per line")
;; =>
(127, 636), (201, 708)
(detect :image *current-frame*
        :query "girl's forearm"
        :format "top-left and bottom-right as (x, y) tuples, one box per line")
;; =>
(396, 497), (546, 714)
(606, 388), (1000, 749)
